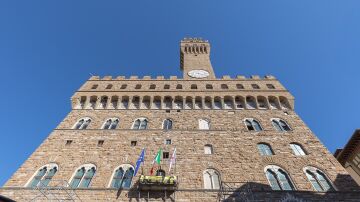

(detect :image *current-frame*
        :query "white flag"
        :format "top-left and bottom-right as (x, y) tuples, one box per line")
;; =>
(169, 148), (176, 173)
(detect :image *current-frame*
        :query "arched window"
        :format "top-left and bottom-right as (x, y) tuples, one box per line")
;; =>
(163, 97), (172, 109)
(135, 84), (142, 89)
(91, 84), (98, 89)
(199, 119), (210, 130)
(251, 84), (260, 89)
(149, 84), (156, 89)
(224, 96), (233, 109)
(244, 119), (262, 132)
(268, 96), (280, 110)
(195, 97), (202, 109)
(257, 143), (274, 156)
(272, 119), (291, 132)
(120, 84), (127, 89)
(214, 97), (222, 109)
(204, 144), (213, 154)
(191, 84), (197, 89)
(235, 96), (245, 109)
(132, 118), (148, 130)
(27, 163), (58, 187)
(206, 84), (213, 89)
(279, 96), (291, 110)
(267, 84), (275, 89)
(174, 96), (183, 109)
(163, 119), (173, 130)
(110, 96), (118, 109)
(290, 143), (306, 156)
(110, 164), (134, 189)
(89, 96), (97, 109)
(221, 84), (228, 89)
(265, 165), (295, 191)
(100, 96), (108, 109)
(70, 164), (96, 188)
(106, 84), (113, 89)
(185, 97), (193, 109)
(257, 96), (268, 109)
(246, 96), (257, 109)
(102, 118), (119, 129)
(176, 84), (182, 89)
(164, 84), (170, 89)
(236, 84), (244, 89)
(304, 167), (334, 192)
(73, 118), (91, 130)
(203, 169), (220, 189)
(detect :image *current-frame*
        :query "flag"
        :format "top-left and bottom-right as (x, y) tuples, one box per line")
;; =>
(133, 148), (145, 176)
(150, 148), (162, 175)
(169, 148), (176, 173)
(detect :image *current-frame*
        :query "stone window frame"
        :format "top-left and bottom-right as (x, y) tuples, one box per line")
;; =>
(162, 118), (173, 130)
(271, 118), (292, 132)
(108, 164), (135, 189)
(204, 144), (214, 155)
(289, 143), (307, 156)
(73, 117), (92, 130)
(131, 117), (149, 130)
(257, 143), (274, 156)
(68, 163), (97, 189)
(203, 168), (221, 190)
(264, 165), (296, 191)
(25, 163), (58, 187)
(243, 118), (263, 132)
(198, 118), (211, 130)
(303, 166), (336, 192)
(101, 117), (120, 130)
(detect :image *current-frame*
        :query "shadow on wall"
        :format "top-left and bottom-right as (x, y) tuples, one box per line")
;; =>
(223, 174), (360, 202)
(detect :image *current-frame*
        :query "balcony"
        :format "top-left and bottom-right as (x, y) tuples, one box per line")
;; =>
(138, 175), (177, 191)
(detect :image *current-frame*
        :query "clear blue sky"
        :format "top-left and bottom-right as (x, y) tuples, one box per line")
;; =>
(0, 1), (359, 186)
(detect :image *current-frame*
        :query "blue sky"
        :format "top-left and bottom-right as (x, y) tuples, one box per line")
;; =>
(0, 1), (359, 186)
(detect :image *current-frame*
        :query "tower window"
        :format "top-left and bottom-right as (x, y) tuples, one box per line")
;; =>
(191, 84), (198, 89)
(163, 119), (173, 130)
(91, 84), (98, 89)
(267, 84), (275, 89)
(252, 84), (260, 89)
(120, 84), (127, 89)
(132, 118), (148, 130)
(110, 164), (134, 189)
(149, 84), (156, 89)
(131, 141), (137, 146)
(165, 139), (172, 145)
(204, 144), (213, 154)
(221, 84), (228, 89)
(244, 119), (262, 132)
(66, 140), (73, 146)
(304, 167), (334, 192)
(272, 119), (291, 132)
(236, 84), (244, 89)
(74, 118), (91, 130)
(176, 84), (183, 89)
(102, 118), (120, 130)
(164, 84), (170, 89)
(97, 140), (104, 147)
(265, 165), (294, 191)
(70, 164), (96, 188)
(106, 84), (113, 89)
(203, 169), (220, 189)
(27, 163), (58, 188)
(290, 143), (306, 156)
(206, 84), (213, 89)
(257, 143), (274, 156)
(163, 152), (169, 159)
(199, 119), (210, 130)
(135, 84), (142, 89)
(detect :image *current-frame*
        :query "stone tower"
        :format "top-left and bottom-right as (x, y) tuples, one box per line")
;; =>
(1, 38), (359, 201)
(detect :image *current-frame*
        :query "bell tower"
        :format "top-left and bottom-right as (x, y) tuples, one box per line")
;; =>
(180, 38), (216, 79)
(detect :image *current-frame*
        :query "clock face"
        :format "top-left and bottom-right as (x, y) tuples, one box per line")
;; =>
(188, 70), (210, 78)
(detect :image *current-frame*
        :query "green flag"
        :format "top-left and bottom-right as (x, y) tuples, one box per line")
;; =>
(155, 148), (162, 165)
